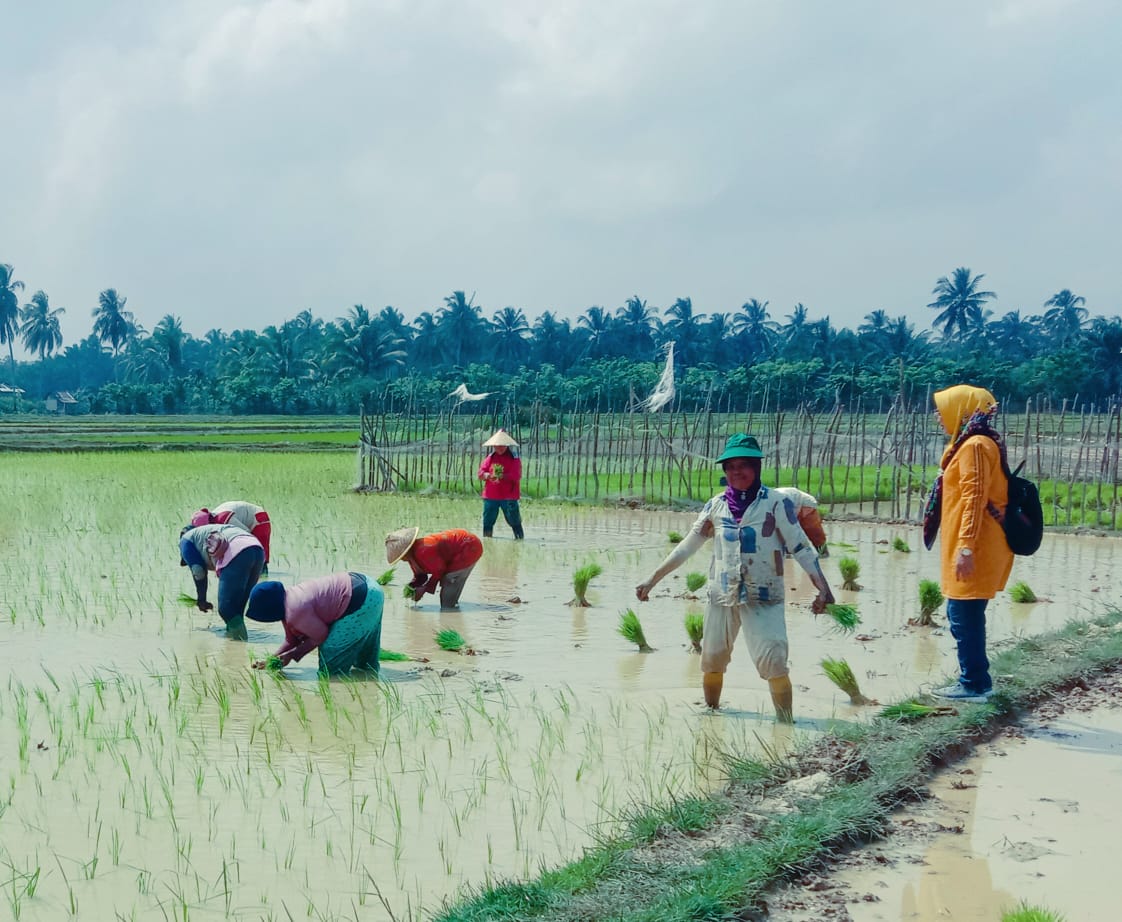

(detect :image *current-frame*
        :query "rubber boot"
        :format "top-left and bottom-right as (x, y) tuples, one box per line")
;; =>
(702, 672), (724, 709)
(768, 675), (794, 723)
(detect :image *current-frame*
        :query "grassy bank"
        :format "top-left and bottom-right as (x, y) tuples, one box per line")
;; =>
(434, 609), (1122, 922)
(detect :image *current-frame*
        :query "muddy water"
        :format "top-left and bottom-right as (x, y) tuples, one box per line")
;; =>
(1, 455), (1120, 921)
(767, 706), (1122, 922)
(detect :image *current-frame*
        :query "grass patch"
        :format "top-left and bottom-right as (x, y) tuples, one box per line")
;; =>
(434, 609), (1122, 922)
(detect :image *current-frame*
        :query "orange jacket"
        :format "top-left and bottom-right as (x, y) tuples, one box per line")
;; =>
(934, 385), (1014, 599)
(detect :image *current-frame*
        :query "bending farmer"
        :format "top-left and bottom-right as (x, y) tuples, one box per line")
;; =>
(635, 434), (835, 721)
(179, 523), (265, 640)
(191, 501), (272, 571)
(386, 527), (483, 611)
(246, 573), (385, 677)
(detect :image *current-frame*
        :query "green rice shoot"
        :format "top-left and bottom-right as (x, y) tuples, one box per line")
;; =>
(1001, 902), (1067, 922)
(820, 657), (875, 705)
(684, 611), (703, 652)
(879, 700), (943, 721)
(265, 655), (284, 672)
(178, 592), (197, 606)
(1009, 581), (1038, 603)
(403, 584), (415, 600)
(435, 629), (465, 652)
(618, 609), (653, 652)
(378, 649), (411, 662)
(837, 556), (861, 590)
(891, 536), (910, 553)
(667, 531), (684, 544)
(376, 568), (396, 586)
(825, 603), (861, 633)
(685, 572), (707, 593)
(569, 562), (603, 606)
(917, 579), (943, 625)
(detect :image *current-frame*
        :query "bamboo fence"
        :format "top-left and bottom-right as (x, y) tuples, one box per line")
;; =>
(357, 395), (1122, 528)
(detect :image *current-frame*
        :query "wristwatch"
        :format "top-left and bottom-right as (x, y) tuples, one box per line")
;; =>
(958, 548), (973, 556)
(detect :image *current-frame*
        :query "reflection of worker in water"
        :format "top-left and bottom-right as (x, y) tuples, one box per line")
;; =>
(246, 573), (385, 677)
(179, 523), (265, 640)
(386, 527), (484, 611)
(635, 434), (835, 721)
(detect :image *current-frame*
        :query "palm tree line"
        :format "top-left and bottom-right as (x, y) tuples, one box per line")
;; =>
(2, 263), (1120, 414)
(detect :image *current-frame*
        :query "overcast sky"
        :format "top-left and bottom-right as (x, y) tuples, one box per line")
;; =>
(3, 0), (1120, 351)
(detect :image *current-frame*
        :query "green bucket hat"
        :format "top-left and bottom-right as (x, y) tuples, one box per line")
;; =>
(716, 434), (764, 463)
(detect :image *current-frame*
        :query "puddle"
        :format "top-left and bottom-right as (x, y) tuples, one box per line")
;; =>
(1, 454), (1119, 920)
(765, 705), (1122, 922)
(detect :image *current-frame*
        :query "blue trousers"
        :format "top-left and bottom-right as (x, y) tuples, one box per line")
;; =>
(482, 499), (524, 538)
(946, 598), (991, 693)
(217, 546), (265, 637)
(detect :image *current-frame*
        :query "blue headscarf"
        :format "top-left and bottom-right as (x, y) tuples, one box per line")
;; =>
(246, 581), (287, 622)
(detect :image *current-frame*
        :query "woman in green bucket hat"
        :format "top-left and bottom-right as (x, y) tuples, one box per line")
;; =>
(636, 434), (835, 720)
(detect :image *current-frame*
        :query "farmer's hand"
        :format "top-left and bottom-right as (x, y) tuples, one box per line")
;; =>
(251, 659), (267, 670)
(811, 590), (833, 615)
(636, 581), (653, 602)
(197, 600), (214, 613)
(955, 549), (976, 581)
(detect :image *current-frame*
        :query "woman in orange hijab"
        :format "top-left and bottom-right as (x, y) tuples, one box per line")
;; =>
(923, 385), (1014, 702)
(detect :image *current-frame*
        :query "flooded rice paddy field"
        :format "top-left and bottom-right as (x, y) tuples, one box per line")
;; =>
(1, 452), (1119, 920)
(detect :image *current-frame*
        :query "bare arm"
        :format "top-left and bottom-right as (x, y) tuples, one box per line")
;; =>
(636, 529), (707, 601)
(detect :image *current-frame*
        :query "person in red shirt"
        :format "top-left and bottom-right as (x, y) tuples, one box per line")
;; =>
(386, 527), (483, 610)
(477, 428), (524, 539)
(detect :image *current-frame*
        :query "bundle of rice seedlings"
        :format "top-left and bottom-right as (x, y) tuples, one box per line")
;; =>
(685, 572), (707, 593)
(684, 611), (704, 652)
(1009, 581), (1038, 603)
(435, 629), (465, 652)
(265, 655), (284, 672)
(838, 556), (862, 590)
(618, 609), (654, 652)
(378, 649), (411, 662)
(892, 536), (911, 553)
(914, 579), (943, 626)
(376, 569), (396, 586)
(821, 657), (877, 705)
(1002, 901), (1067, 922)
(178, 592), (198, 606)
(879, 699), (948, 721)
(825, 603), (861, 633)
(667, 531), (684, 544)
(567, 562), (603, 607)
(403, 585), (415, 600)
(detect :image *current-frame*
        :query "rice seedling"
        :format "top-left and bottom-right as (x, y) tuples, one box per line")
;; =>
(879, 699), (956, 721)
(403, 585), (415, 600)
(820, 658), (877, 705)
(379, 650), (412, 662)
(684, 611), (704, 652)
(567, 562), (603, 607)
(685, 572), (706, 593)
(825, 603), (861, 633)
(1009, 581), (1038, 603)
(891, 536), (910, 552)
(376, 569), (396, 586)
(436, 629), (465, 652)
(1002, 903), (1067, 922)
(177, 593), (197, 606)
(913, 579), (943, 626)
(617, 609), (654, 652)
(837, 556), (862, 590)
(667, 531), (684, 544)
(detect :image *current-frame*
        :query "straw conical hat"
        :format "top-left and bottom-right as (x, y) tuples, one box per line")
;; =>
(385, 527), (420, 565)
(483, 428), (518, 447)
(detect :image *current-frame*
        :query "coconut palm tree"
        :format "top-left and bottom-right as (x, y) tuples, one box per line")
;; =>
(663, 297), (705, 365)
(1042, 289), (1088, 346)
(927, 268), (996, 342)
(0, 264), (25, 374)
(615, 295), (656, 359)
(490, 306), (530, 372)
(987, 310), (1040, 362)
(1086, 317), (1122, 397)
(19, 290), (65, 360)
(92, 288), (137, 357)
(436, 290), (485, 368)
(732, 299), (778, 360)
(150, 314), (187, 373)
(577, 305), (614, 359)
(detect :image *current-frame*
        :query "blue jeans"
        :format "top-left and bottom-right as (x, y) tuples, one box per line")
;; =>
(946, 598), (991, 693)
(482, 499), (524, 538)
(217, 546), (265, 637)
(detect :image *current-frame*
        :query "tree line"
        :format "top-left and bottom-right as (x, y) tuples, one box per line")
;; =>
(1, 263), (1120, 415)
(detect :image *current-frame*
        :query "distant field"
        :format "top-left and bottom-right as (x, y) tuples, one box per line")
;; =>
(0, 415), (360, 451)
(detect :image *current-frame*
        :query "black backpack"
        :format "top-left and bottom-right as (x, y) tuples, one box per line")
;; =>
(1002, 460), (1043, 555)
